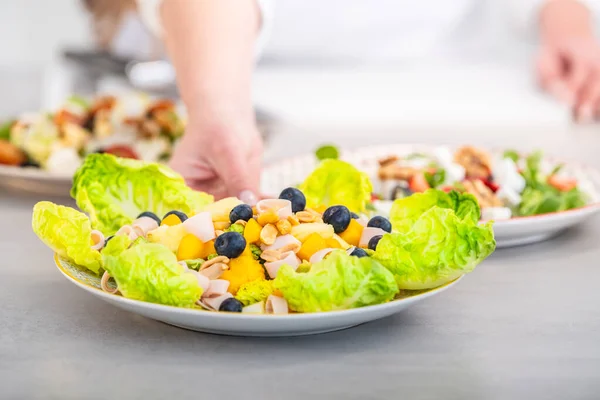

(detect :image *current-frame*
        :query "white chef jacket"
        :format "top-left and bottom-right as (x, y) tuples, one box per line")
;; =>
(127, 0), (600, 64)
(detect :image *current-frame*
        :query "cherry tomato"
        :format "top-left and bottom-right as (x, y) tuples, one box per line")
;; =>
(409, 173), (430, 193)
(548, 176), (577, 192)
(103, 145), (139, 160)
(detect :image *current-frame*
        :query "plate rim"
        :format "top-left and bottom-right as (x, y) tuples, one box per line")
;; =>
(54, 254), (462, 321)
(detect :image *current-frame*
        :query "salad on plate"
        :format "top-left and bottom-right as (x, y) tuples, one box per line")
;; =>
(375, 145), (592, 221)
(32, 154), (496, 315)
(0, 94), (185, 175)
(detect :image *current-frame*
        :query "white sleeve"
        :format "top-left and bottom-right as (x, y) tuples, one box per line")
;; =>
(135, 0), (273, 59)
(508, 0), (600, 37)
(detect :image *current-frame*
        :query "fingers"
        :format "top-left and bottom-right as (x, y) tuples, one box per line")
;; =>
(574, 72), (600, 122)
(536, 46), (572, 104)
(210, 133), (262, 200)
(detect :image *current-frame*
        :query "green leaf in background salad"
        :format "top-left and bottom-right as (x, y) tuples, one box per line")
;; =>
(315, 144), (339, 161)
(71, 154), (213, 235)
(102, 241), (202, 307)
(503, 150), (520, 163)
(66, 95), (90, 110)
(373, 207), (495, 290)
(299, 159), (373, 213)
(31, 201), (102, 274)
(0, 120), (14, 140)
(424, 169), (446, 189)
(516, 151), (587, 216)
(274, 250), (398, 312)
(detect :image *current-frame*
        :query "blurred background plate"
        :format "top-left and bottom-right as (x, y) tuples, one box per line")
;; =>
(260, 144), (600, 248)
(0, 164), (72, 196)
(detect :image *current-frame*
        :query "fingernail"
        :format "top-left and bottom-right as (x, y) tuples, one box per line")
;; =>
(239, 190), (258, 206)
(578, 104), (594, 123)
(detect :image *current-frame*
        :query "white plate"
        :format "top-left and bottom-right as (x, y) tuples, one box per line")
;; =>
(55, 255), (461, 337)
(0, 164), (71, 196)
(260, 144), (600, 248)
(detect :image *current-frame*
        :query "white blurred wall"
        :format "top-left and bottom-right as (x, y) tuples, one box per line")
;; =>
(0, 0), (91, 68)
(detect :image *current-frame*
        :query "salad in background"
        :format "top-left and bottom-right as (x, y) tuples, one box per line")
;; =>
(376, 146), (590, 220)
(0, 94), (185, 175)
(32, 153), (495, 314)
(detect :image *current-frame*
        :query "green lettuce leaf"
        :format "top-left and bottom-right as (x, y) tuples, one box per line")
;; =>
(235, 280), (274, 306)
(519, 186), (586, 216)
(390, 189), (480, 232)
(32, 201), (102, 274)
(71, 154), (213, 235)
(299, 159), (373, 213)
(102, 241), (202, 307)
(517, 151), (587, 216)
(374, 207), (495, 290)
(274, 250), (398, 312)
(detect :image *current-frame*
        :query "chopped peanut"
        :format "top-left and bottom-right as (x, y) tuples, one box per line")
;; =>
(276, 219), (292, 235)
(297, 211), (317, 223)
(287, 215), (300, 226)
(260, 224), (278, 245)
(200, 256), (230, 271)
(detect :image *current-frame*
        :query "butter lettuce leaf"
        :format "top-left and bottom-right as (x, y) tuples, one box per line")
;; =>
(374, 207), (495, 290)
(274, 250), (398, 312)
(71, 154), (213, 235)
(299, 159), (373, 213)
(32, 201), (102, 274)
(390, 189), (480, 232)
(102, 241), (202, 307)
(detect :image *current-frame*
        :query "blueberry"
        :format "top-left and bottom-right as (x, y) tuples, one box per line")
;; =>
(214, 232), (246, 258)
(367, 216), (392, 233)
(368, 235), (383, 251)
(137, 211), (161, 225)
(104, 235), (114, 246)
(279, 187), (306, 213)
(350, 212), (360, 219)
(229, 204), (253, 223)
(350, 247), (368, 258)
(163, 210), (188, 223)
(391, 185), (413, 200)
(322, 205), (351, 233)
(219, 298), (243, 312)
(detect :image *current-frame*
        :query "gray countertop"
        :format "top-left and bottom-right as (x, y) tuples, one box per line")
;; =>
(2, 126), (600, 400)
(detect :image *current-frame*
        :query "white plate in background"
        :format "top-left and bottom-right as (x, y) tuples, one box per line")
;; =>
(261, 144), (600, 248)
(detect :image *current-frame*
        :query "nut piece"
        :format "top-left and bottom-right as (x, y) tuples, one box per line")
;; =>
(297, 211), (317, 223)
(454, 146), (492, 179)
(463, 180), (503, 208)
(287, 215), (300, 226)
(276, 219), (292, 235)
(260, 249), (281, 262)
(278, 242), (301, 254)
(260, 223), (278, 246)
(200, 256), (230, 271)
(234, 219), (248, 226)
(215, 230), (225, 237)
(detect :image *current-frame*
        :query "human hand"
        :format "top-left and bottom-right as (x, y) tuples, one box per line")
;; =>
(536, 0), (600, 122)
(169, 117), (263, 203)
